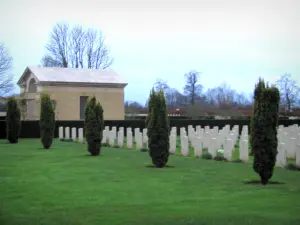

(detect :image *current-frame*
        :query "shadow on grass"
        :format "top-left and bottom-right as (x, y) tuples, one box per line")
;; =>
(243, 180), (285, 185)
(145, 165), (175, 168)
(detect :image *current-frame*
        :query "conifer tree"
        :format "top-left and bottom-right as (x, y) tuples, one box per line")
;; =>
(6, 97), (21, 143)
(39, 93), (55, 149)
(148, 90), (170, 167)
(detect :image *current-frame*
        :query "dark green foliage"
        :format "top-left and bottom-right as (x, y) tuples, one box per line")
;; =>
(252, 82), (280, 185)
(39, 93), (55, 149)
(140, 148), (148, 152)
(84, 96), (104, 156)
(201, 153), (213, 160)
(213, 155), (227, 161)
(145, 88), (155, 135)
(60, 138), (73, 142)
(250, 78), (265, 154)
(232, 159), (243, 163)
(147, 90), (170, 168)
(102, 142), (109, 147)
(285, 163), (300, 171)
(6, 97), (21, 143)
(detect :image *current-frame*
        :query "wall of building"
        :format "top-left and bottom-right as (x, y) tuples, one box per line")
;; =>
(39, 85), (125, 120)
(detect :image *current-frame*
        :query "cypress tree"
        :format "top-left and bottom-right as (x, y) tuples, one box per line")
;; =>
(145, 88), (155, 137)
(252, 83), (280, 185)
(39, 93), (55, 149)
(148, 90), (170, 167)
(250, 78), (265, 155)
(6, 97), (21, 143)
(84, 96), (104, 156)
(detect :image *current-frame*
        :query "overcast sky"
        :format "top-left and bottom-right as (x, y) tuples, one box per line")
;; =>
(0, 0), (299, 104)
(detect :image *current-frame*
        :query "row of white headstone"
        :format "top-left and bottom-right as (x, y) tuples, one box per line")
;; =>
(58, 126), (149, 149)
(169, 125), (249, 162)
(276, 124), (300, 167)
(58, 124), (300, 167)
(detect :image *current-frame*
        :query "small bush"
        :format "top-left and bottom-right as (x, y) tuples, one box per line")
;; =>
(113, 144), (120, 148)
(140, 148), (148, 152)
(39, 93), (55, 149)
(201, 153), (213, 160)
(6, 97), (21, 144)
(285, 163), (300, 171)
(232, 159), (243, 163)
(102, 142), (109, 147)
(214, 155), (227, 161)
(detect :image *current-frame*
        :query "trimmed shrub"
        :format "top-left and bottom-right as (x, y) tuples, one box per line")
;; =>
(140, 148), (148, 152)
(145, 88), (155, 135)
(6, 97), (21, 143)
(39, 93), (55, 149)
(147, 90), (170, 168)
(201, 153), (213, 160)
(252, 83), (280, 185)
(214, 155), (227, 161)
(84, 96), (104, 156)
(250, 78), (265, 155)
(285, 163), (300, 171)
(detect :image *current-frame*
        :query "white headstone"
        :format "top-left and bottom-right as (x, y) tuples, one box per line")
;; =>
(127, 131), (133, 149)
(71, 127), (77, 141)
(78, 128), (83, 143)
(65, 127), (70, 139)
(276, 142), (287, 168)
(194, 137), (202, 157)
(117, 130), (124, 147)
(59, 126), (63, 139)
(109, 130), (115, 146)
(239, 140), (249, 163)
(224, 138), (233, 161)
(169, 134), (177, 154)
(181, 136), (189, 156)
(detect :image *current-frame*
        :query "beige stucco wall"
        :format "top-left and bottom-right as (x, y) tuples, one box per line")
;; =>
(33, 85), (125, 120)
(19, 71), (125, 120)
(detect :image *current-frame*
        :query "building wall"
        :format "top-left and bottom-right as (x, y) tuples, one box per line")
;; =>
(37, 85), (125, 120)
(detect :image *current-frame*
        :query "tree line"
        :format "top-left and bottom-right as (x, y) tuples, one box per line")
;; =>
(126, 71), (300, 113)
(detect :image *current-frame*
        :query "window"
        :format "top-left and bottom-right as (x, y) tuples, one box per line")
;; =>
(80, 96), (89, 120)
(28, 78), (37, 93)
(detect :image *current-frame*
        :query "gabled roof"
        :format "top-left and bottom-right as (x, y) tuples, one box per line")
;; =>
(17, 66), (128, 87)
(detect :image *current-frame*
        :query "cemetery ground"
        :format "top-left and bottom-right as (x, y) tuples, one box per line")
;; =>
(1, 139), (300, 225)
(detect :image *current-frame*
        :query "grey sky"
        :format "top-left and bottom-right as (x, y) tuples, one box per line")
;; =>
(0, 0), (299, 104)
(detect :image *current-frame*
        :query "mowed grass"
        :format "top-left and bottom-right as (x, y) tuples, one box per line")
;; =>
(0, 139), (300, 225)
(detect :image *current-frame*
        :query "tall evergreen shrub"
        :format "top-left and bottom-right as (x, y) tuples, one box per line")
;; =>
(252, 82), (280, 185)
(148, 90), (170, 167)
(84, 96), (104, 156)
(39, 93), (55, 149)
(6, 97), (21, 143)
(250, 78), (265, 155)
(146, 88), (155, 136)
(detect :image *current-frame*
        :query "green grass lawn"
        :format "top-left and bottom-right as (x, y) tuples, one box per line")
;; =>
(0, 139), (300, 225)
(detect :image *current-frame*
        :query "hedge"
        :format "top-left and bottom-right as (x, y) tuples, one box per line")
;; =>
(0, 119), (299, 139)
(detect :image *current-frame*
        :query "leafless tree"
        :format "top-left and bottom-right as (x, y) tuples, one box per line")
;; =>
(153, 78), (169, 92)
(0, 42), (14, 96)
(234, 92), (252, 106)
(41, 22), (113, 69)
(184, 70), (203, 105)
(276, 73), (299, 112)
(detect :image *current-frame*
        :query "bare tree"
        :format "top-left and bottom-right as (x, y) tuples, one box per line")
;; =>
(41, 22), (113, 69)
(234, 92), (252, 106)
(153, 78), (169, 92)
(276, 73), (299, 112)
(0, 42), (14, 96)
(184, 70), (203, 105)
